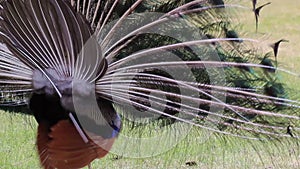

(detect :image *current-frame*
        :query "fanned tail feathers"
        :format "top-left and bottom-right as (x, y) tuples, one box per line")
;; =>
(0, 0), (299, 168)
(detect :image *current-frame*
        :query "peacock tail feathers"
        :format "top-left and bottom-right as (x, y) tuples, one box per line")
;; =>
(0, 0), (299, 167)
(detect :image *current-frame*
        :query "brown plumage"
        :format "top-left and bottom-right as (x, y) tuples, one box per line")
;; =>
(37, 120), (116, 169)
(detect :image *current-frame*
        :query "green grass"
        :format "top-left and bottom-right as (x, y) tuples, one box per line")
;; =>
(1, 0), (300, 168)
(0, 111), (39, 169)
(259, 0), (300, 91)
(237, 0), (300, 90)
(1, 110), (300, 169)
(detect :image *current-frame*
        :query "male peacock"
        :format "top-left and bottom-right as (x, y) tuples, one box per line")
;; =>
(0, 0), (299, 168)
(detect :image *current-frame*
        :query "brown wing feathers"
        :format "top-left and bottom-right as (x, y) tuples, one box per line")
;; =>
(37, 120), (115, 169)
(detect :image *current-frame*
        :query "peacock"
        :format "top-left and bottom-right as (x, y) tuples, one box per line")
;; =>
(0, 0), (299, 168)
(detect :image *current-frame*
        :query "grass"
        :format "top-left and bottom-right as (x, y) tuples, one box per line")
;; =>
(0, 111), (39, 169)
(1, 0), (300, 168)
(1, 110), (300, 169)
(237, 0), (300, 90)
